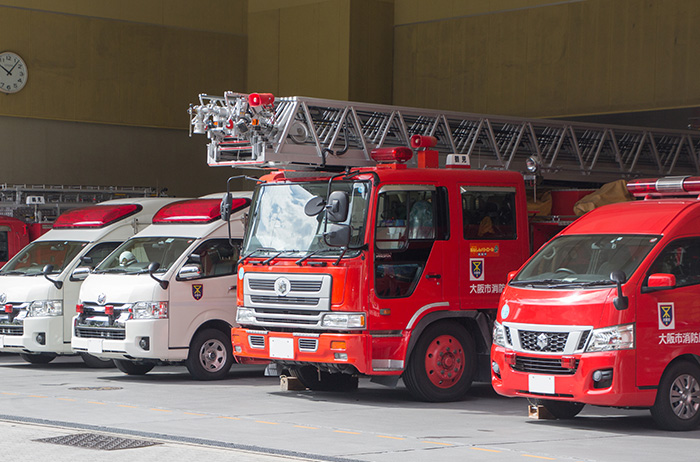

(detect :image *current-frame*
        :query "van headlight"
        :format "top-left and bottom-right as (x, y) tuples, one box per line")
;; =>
(132, 301), (168, 319)
(28, 300), (63, 317)
(493, 321), (506, 347)
(321, 313), (365, 329)
(585, 323), (635, 352)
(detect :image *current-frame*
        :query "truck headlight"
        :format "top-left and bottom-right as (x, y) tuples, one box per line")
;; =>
(28, 300), (63, 317)
(132, 301), (168, 319)
(585, 323), (634, 352)
(236, 307), (256, 324)
(493, 321), (506, 347)
(321, 313), (365, 329)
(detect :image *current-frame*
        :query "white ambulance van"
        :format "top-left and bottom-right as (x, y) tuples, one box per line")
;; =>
(0, 198), (178, 366)
(72, 194), (251, 380)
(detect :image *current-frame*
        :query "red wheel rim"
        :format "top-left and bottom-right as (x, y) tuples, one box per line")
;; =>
(424, 334), (465, 388)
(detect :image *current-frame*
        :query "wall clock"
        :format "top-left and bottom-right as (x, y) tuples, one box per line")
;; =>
(0, 51), (28, 94)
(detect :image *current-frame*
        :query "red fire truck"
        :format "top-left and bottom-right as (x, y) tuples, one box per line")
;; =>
(491, 176), (700, 430)
(189, 92), (700, 401)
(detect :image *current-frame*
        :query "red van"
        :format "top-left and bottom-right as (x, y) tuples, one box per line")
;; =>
(491, 176), (700, 431)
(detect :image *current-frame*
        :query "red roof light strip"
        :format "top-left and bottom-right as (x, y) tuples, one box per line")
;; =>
(627, 176), (700, 197)
(153, 198), (250, 224)
(53, 204), (142, 229)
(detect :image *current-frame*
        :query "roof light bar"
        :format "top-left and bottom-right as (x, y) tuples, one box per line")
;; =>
(627, 176), (700, 197)
(153, 198), (250, 224)
(370, 147), (413, 164)
(53, 204), (142, 229)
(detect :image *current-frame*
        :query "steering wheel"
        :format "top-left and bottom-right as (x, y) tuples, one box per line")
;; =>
(542, 246), (556, 260)
(554, 267), (575, 274)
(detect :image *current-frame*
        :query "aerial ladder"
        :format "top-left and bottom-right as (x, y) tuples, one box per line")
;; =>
(189, 92), (700, 183)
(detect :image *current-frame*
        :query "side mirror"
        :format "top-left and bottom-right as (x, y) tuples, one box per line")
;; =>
(642, 273), (677, 293)
(610, 271), (628, 310)
(42, 264), (63, 290)
(220, 193), (233, 222)
(70, 267), (91, 281)
(304, 196), (326, 216)
(148, 262), (169, 290)
(187, 254), (202, 265)
(80, 256), (93, 265)
(326, 191), (349, 222)
(178, 264), (202, 280)
(324, 224), (351, 247)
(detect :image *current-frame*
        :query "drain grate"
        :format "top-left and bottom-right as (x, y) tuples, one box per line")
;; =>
(35, 433), (161, 451)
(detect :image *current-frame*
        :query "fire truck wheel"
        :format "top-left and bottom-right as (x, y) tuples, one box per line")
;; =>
(651, 360), (700, 431)
(290, 366), (359, 391)
(186, 328), (234, 381)
(113, 359), (155, 375)
(79, 352), (115, 368)
(539, 399), (585, 419)
(403, 321), (476, 402)
(19, 353), (56, 364)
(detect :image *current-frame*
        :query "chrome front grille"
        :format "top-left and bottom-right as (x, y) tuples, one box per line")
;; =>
(75, 327), (126, 340)
(298, 338), (318, 352)
(519, 331), (568, 353)
(502, 322), (592, 355)
(250, 295), (320, 305)
(249, 335), (265, 349)
(0, 325), (23, 336)
(512, 355), (579, 375)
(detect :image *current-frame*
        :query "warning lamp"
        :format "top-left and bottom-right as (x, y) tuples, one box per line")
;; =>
(153, 198), (250, 224)
(105, 305), (114, 316)
(410, 135), (437, 149)
(370, 147), (413, 164)
(4, 304), (12, 313)
(505, 351), (516, 366)
(560, 356), (577, 370)
(248, 93), (274, 107)
(75, 303), (84, 314)
(54, 204), (142, 229)
(627, 176), (700, 197)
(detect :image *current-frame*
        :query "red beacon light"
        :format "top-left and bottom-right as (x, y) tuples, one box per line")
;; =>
(75, 304), (84, 314)
(53, 204), (142, 229)
(627, 176), (700, 198)
(153, 198), (250, 224)
(248, 93), (275, 107)
(370, 147), (413, 164)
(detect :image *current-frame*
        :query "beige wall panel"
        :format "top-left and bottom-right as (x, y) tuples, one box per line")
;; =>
(450, 19), (491, 113)
(278, 2), (350, 99)
(162, 0), (247, 35)
(248, 9), (281, 94)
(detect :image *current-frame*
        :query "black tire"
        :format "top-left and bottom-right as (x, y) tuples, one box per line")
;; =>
(403, 321), (476, 402)
(540, 399), (585, 419)
(651, 360), (700, 431)
(79, 352), (115, 369)
(185, 328), (234, 380)
(290, 366), (359, 391)
(114, 359), (155, 375)
(19, 352), (57, 364)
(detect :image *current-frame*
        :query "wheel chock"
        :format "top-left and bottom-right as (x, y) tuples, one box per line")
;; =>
(280, 375), (306, 391)
(528, 404), (556, 420)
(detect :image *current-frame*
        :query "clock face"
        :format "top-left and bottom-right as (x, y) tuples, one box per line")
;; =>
(0, 52), (28, 94)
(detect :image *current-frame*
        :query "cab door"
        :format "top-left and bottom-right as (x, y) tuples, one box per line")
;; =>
(168, 239), (241, 348)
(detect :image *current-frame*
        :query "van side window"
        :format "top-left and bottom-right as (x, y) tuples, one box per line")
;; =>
(647, 238), (700, 288)
(188, 239), (241, 278)
(461, 187), (516, 240)
(83, 242), (121, 268)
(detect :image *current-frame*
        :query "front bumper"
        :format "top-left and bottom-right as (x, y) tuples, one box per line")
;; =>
(0, 317), (72, 354)
(72, 319), (183, 361)
(232, 328), (372, 374)
(491, 345), (656, 408)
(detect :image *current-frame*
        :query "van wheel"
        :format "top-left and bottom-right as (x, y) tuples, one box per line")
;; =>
(114, 359), (155, 375)
(290, 366), (359, 391)
(19, 353), (56, 364)
(539, 399), (585, 419)
(79, 352), (115, 368)
(651, 360), (700, 431)
(186, 328), (233, 381)
(403, 321), (476, 402)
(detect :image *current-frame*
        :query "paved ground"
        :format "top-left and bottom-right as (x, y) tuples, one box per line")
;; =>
(1, 353), (698, 461)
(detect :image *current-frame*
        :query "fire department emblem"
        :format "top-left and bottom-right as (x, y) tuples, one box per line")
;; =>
(274, 277), (291, 297)
(0, 293), (6, 304)
(658, 302), (675, 330)
(470, 258), (484, 281)
(97, 293), (107, 305)
(536, 333), (549, 350)
(192, 284), (204, 301)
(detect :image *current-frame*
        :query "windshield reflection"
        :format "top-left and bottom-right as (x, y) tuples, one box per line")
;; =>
(96, 237), (194, 274)
(0, 241), (88, 275)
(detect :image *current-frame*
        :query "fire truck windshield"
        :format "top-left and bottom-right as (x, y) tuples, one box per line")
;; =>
(242, 180), (370, 258)
(511, 234), (660, 287)
(0, 241), (88, 275)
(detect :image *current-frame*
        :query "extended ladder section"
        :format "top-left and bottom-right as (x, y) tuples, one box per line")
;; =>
(189, 92), (700, 182)
(0, 184), (159, 223)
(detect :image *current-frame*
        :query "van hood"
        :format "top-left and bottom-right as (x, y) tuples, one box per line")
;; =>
(498, 285), (630, 328)
(0, 276), (59, 304)
(80, 274), (164, 305)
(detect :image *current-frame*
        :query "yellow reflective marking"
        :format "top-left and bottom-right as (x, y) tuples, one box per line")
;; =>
(87, 401), (105, 405)
(1, 392), (18, 395)
(28, 395), (47, 398)
(472, 447), (501, 453)
(56, 398), (76, 402)
(294, 425), (318, 430)
(150, 408), (172, 412)
(119, 405), (138, 408)
(377, 435), (405, 440)
(522, 455), (556, 460)
(423, 441), (453, 446)
(218, 416), (240, 420)
(255, 421), (279, 425)
(184, 412), (206, 416)
(334, 430), (361, 435)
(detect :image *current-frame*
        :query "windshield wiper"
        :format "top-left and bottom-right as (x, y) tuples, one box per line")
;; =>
(237, 247), (276, 266)
(95, 268), (129, 274)
(295, 249), (337, 266)
(0, 271), (26, 276)
(510, 279), (564, 287)
(511, 278), (615, 288)
(260, 250), (300, 266)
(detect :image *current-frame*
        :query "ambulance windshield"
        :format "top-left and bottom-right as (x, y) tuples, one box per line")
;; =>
(0, 241), (88, 275)
(512, 234), (660, 287)
(95, 237), (194, 274)
(242, 180), (370, 258)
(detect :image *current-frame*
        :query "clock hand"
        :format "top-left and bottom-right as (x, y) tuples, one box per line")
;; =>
(0, 64), (10, 75)
(7, 61), (19, 74)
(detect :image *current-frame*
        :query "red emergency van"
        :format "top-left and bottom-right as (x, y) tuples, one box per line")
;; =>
(491, 176), (700, 431)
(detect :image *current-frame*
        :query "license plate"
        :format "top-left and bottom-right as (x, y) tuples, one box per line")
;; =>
(529, 374), (555, 394)
(269, 337), (294, 359)
(87, 339), (103, 354)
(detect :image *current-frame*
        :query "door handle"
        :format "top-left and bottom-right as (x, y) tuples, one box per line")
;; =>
(425, 273), (442, 279)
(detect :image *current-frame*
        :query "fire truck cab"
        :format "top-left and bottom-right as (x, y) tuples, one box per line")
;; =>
(72, 194), (251, 380)
(231, 150), (532, 401)
(491, 176), (700, 431)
